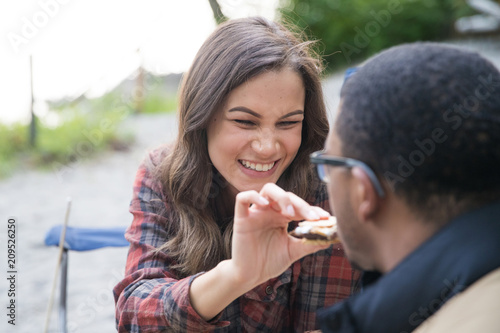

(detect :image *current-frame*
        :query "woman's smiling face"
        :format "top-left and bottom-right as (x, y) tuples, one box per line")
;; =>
(207, 68), (305, 196)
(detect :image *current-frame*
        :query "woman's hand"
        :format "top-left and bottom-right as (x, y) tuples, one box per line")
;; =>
(189, 183), (330, 321)
(230, 183), (331, 289)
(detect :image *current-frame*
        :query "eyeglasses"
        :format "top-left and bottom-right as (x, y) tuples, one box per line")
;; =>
(310, 151), (386, 197)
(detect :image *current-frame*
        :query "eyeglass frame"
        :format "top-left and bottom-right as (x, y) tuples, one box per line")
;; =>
(310, 151), (386, 197)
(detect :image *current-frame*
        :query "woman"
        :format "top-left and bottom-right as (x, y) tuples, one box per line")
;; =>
(114, 16), (359, 332)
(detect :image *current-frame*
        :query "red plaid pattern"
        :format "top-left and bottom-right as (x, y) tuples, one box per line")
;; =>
(113, 146), (360, 332)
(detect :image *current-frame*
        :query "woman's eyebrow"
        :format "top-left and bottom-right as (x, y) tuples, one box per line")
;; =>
(228, 106), (261, 118)
(279, 110), (304, 119)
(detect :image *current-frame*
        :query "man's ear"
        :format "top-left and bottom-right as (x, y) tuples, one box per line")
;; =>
(351, 166), (381, 222)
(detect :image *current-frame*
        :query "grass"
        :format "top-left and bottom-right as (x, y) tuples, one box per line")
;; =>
(0, 122), (27, 177)
(0, 109), (133, 179)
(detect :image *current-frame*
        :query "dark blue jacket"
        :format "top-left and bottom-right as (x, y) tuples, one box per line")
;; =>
(318, 202), (500, 333)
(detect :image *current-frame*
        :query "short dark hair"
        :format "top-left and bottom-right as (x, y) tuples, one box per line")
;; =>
(337, 42), (500, 222)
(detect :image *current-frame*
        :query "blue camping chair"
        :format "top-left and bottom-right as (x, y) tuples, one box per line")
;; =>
(44, 225), (129, 333)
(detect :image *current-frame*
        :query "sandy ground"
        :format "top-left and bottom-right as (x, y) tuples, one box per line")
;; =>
(0, 38), (498, 333)
(0, 113), (178, 333)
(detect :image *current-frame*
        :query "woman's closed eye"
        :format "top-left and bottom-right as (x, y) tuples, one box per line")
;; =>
(233, 119), (256, 126)
(277, 120), (301, 127)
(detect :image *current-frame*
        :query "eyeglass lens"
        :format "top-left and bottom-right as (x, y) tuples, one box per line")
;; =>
(317, 164), (330, 183)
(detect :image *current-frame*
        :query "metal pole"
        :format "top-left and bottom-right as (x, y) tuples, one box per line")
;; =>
(59, 249), (68, 333)
(29, 55), (36, 148)
(43, 198), (71, 333)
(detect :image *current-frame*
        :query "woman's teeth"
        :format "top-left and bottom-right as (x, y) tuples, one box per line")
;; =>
(240, 160), (275, 172)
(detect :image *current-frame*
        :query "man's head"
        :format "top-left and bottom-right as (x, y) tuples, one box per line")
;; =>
(324, 42), (500, 271)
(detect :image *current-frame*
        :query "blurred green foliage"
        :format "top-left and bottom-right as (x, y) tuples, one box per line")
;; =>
(142, 93), (178, 114)
(0, 93), (134, 179)
(280, 0), (474, 72)
(0, 122), (27, 177)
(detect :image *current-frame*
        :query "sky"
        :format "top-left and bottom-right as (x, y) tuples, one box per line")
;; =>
(0, 0), (279, 125)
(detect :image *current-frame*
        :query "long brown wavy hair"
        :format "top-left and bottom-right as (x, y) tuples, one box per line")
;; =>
(155, 17), (329, 278)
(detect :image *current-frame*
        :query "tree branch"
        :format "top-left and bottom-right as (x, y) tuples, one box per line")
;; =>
(208, 0), (228, 24)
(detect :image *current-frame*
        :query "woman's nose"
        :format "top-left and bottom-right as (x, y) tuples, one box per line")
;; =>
(251, 129), (279, 157)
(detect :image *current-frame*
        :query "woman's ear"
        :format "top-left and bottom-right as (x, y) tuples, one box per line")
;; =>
(351, 166), (380, 222)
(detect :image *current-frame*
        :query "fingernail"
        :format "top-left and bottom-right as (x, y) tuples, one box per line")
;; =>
(259, 196), (269, 205)
(318, 210), (330, 218)
(307, 210), (320, 220)
(286, 205), (295, 217)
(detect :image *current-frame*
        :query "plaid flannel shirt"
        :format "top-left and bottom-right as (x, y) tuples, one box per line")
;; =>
(113, 146), (360, 332)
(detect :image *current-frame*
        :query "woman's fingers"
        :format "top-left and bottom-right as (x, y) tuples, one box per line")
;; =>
(234, 190), (269, 219)
(309, 206), (331, 219)
(288, 194), (327, 220)
(237, 183), (330, 224)
(259, 183), (296, 218)
(288, 236), (331, 262)
(259, 183), (326, 221)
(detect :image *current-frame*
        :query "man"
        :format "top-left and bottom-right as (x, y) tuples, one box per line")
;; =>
(312, 43), (500, 332)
